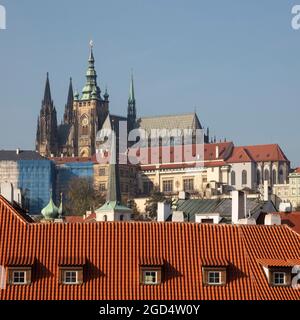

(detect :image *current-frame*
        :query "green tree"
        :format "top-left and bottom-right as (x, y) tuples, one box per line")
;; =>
(65, 177), (105, 216)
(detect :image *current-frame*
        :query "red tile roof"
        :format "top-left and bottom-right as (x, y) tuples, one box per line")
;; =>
(227, 144), (289, 163)
(277, 212), (300, 235)
(0, 196), (300, 300)
(257, 259), (300, 267)
(294, 168), (300, 174)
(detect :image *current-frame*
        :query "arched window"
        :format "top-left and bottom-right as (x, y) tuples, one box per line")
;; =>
(272, 169), (277, 185)
(242, 170), (247, 185)
(257, 170), (261, 185)
(231, 171), (236, 186)
(279, 167), (284, 184)
(103, 215), (107, 222)
(264, 169), (270, 182)
(120, 214), (124, 221)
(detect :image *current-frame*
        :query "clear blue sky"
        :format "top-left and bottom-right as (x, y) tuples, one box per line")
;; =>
(0, 0), (300, 166)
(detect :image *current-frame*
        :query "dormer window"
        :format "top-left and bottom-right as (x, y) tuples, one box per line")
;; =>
(139, 257), (164, 285)
(63, 270), (79, 284)
(202, 258), (229, 286)
(273, 272), (286, 286)
(258, 259), (298, 287)
(12, 271), (27, 284)
(208, 271), (222, 285)
(58, 257), (86, 285)
(5, 257), (35, 285)
(143, 271), (158, 285)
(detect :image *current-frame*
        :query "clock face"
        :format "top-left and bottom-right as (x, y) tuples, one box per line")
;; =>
(82, 118), (88, 126)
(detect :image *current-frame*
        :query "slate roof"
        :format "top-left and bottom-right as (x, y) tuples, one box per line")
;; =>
(0, 195), (300, 300)
(0, 150), (46, 161)
(175, 198), (276, 223)
(138, 113), (202, 133)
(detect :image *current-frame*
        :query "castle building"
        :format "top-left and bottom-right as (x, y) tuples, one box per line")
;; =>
(36, 42), (209, 159)
(36, 43), (109, 158)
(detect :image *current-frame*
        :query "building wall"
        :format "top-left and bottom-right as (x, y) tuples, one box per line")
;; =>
(229, 162), (256, 190)
(273, 172), (300, 210)
(55, 161), (94, 202)
(94, 163), (138, 199)
(18, 160), (55, 214)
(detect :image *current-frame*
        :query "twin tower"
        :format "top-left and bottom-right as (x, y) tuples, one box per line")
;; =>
(36, 43), (137, 158)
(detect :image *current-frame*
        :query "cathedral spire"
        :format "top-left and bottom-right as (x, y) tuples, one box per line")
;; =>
(128, 71), (135, 104)
(81, 40), (101, 100)
(43, 72), (52, 106)
(127, 71), (136, 133)
(63, 77), (74, 124)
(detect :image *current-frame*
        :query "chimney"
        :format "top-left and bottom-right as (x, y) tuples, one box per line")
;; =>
(16, 148), (20, 155)
(172, 211), (184, 222)
(263, 180), (270, 201)
(232, 190), (246, 224)
(0, 182), (14, 203)
(178, 191), (187, 200)
(216, 145), (219, 159)
(264, 213), (281, 226)
(157, 202), (171, 222)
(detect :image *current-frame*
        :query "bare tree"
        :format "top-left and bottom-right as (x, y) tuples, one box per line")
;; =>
(65, 177), (105, 216)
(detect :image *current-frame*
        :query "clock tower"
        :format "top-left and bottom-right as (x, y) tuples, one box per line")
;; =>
(73, 42), (109, 157)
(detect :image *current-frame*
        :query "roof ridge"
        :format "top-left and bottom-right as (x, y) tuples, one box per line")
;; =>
(0, 196), (33, 224)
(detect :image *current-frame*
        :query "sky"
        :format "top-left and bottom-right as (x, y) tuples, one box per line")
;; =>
(0, 0), (300, 166)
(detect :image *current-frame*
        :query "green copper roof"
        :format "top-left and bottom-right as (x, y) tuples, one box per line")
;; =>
(81, 42), (101, 101)
(41, 192), (58, 220)
(96, 201), (132, 213)
(128, 72), (135, 103)
(58, 193), (63, 218)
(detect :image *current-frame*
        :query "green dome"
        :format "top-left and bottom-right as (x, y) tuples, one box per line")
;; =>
(41, 193), (59, 220)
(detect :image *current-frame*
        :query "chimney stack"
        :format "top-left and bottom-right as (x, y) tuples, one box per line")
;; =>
(16, 148), (20, 155)
(232, 190), (246, 224)
(264, 213), (281, 226)
(157, 202), (171, 222)
(216, 145), (219, 159)
(264, 180), (270, 202)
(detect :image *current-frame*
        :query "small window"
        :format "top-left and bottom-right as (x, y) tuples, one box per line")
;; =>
(143, 271), (157, 285)
(99, 168), (106, 176)
(162, 180), (173, 193)
(12, 271), (26, 284)
(208, 271), (221, 285)
(63, 271), (78, 284)
(273, 272), (285, 286)
(231, 171), (236, 186)
(99, 183), (106, 192)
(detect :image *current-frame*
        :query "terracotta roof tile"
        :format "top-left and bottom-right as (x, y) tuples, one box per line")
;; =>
(0, 198), (300, 300)
(139, 257), (164, 266)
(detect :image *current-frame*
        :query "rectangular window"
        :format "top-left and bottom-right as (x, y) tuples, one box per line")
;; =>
(12, 271), (26, 284)
(99, 168), (106, 176)
(143, 181), (153, 194)
(273, 272), (285, 285)
(99, 183), (106, 192)
(183, 179), (194, 192)
(163, 180), (173, 193)
(63, 271), (78, 284)
(208, 271), (221, 285)
(143, 271), (157, 284)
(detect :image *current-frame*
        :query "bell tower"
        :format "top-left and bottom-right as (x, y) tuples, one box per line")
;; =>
(73, 41), (109, 157)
